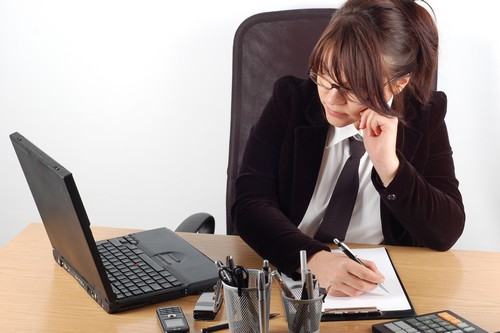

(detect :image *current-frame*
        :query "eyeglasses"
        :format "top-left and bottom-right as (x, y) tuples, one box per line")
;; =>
(308, 70), (351, 94)
(308, 70), (411, 97)
(308, 70), (360, 102)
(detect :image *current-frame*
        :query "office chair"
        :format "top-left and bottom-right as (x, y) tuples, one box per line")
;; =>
(226, 8), (336, 234)
(176, 212), (215, 234)
(178, 9), (335, 235)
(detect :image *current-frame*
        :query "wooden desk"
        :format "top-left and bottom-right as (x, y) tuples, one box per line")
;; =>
(0, 223), (499, 332)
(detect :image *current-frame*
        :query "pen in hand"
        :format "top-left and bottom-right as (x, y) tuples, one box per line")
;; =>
(333, 238), (389, 293)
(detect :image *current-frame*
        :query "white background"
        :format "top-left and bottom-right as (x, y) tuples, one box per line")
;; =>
(1, 0), (499, 251)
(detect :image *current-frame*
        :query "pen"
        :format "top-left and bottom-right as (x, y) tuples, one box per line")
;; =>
(257, 271), (267, 333)
(299, 250), (308, 284)
(233, 266), (248, 297)
(322, 283), (332, 301)
(201, 313), (279, 333)
(333, 238), (389, 293)
(262, 259), (270, 284)
(271, 270), (294, 298)
(226, 255), (235, 271)
(305, 270), (314, 299)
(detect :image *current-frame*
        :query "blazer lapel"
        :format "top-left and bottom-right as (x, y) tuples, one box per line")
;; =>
(288, 125), (328, 224)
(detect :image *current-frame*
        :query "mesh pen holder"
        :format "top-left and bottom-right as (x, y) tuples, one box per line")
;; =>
(222, 269), (272, 333)
(280, 286), (323, 333)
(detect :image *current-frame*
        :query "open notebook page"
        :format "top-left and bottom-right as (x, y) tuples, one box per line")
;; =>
(283, 247), (412, 313)
(323, 247), (411, 312)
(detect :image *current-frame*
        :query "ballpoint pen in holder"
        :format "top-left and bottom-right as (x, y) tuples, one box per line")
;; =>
(262, 259), (270, 284)
(280, 277), (323, 333)
(218, 256), (271, 333)
(257, 271), (267, 333)
(271, 270), (294, 298)
(276, 251), (324, 333)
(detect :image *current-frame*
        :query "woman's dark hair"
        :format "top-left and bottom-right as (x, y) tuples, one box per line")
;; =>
(309, 0), (438, 118)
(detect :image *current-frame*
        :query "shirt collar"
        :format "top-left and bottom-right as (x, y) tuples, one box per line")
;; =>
(326, 124), (361, 148)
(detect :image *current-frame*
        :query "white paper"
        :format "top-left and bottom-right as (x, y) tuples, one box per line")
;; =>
(322, 248), (412, 312)
(283, 247), (412, 312)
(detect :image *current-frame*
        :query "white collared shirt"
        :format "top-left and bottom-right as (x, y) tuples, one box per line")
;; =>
(298, 124), (383, 244)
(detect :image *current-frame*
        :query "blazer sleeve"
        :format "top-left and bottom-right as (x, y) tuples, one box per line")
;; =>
(372, 91), (465, 251)
(231, 77), (330, 276)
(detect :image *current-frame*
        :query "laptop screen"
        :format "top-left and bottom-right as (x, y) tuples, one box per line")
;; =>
(10, 133), (114, 301)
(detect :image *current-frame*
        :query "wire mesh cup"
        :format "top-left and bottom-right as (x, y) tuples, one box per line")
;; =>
(280, 285), (323, 333)
(222, 269), (272, 333)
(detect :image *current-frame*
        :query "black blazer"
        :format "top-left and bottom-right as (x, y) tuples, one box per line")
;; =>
(232, 76), (465, 276)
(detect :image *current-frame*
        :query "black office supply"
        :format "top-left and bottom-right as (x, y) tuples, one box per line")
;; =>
(193, 273), (223, 321)
(233, 266), (249, 296)
(156, 306), (190, 333)
(10, 132), (218, 313)
(202, 322), (229, 333)
(216, 260), (233, 286)
(262, 259), (270, 284)
(372, 310), (488, 333)
(217, 262), (249, 297)
(201, 313), (279, 333)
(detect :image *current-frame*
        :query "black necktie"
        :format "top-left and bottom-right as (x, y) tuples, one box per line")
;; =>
(315, 136), (366, 243)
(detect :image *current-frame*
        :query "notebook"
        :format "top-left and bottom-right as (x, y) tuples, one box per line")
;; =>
(10, 132), (219, 313)
(321, 247), (415, 321)
(281, 247), (415, 321)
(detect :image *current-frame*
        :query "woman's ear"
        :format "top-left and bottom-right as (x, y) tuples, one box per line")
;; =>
(393, 75), (411, 94)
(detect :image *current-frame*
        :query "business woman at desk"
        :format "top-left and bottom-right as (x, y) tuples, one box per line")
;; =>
(232, 0), (465, 297)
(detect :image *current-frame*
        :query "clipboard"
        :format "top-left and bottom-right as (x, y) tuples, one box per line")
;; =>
(321, 247), (416, 321)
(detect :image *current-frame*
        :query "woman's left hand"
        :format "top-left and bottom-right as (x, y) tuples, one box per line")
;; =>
(359, 109), (399, 186)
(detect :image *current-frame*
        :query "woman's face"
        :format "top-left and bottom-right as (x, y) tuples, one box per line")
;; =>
(315, 73), (393, 128)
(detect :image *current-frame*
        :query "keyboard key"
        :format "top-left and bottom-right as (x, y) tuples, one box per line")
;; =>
(98, 237), (184, 298)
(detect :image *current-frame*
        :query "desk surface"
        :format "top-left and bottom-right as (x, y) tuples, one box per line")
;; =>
(0, 223), (499, 332)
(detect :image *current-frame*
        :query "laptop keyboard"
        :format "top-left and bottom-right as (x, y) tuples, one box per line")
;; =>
(97, 235), (183, 300)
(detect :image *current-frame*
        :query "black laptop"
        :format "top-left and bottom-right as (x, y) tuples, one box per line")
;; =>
(10, 132), (218, 313)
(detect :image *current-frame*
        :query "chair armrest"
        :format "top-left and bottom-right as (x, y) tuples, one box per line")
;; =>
(175, 212), (215, 234)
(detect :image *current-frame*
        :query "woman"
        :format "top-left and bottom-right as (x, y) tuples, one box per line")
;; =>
(232, 0), (465, 296)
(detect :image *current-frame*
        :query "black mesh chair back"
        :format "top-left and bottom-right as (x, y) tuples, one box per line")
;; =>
(226, 9), (336, 235)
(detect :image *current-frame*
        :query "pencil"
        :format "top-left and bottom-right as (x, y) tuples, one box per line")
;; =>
(201, 313), (279, 333)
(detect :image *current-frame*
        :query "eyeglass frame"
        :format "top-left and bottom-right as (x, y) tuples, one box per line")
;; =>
(308, 70), (411, 99)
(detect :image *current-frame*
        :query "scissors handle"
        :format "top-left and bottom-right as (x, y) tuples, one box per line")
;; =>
(218, 267), (234, 286)
(233, 266), (249, 296)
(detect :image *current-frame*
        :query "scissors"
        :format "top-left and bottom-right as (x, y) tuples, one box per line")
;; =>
(218, 264), (249, 296)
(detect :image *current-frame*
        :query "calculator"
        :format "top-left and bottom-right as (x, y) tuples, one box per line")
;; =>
(372, 310), (488, 333)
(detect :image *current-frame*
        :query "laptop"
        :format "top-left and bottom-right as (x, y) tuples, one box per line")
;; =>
(10, 132), (219, 313)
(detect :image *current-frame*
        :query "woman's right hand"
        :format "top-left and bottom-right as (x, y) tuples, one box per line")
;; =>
(307, 250), (385, 297)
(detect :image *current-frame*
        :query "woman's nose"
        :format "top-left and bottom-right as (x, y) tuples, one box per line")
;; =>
(326, 88), (347, 104)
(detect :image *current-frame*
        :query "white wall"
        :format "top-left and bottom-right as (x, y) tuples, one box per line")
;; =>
(1, 0), (499, 251)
